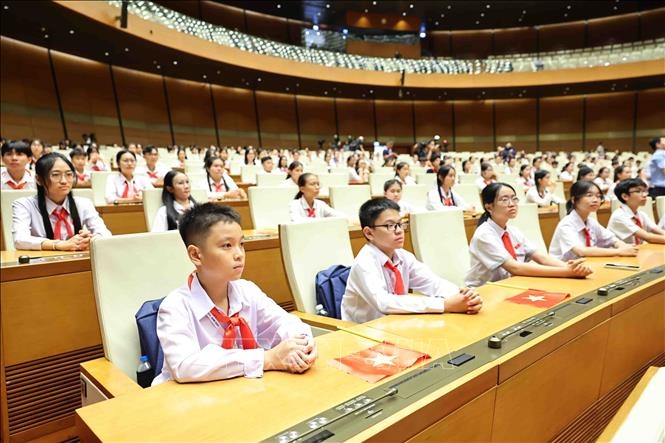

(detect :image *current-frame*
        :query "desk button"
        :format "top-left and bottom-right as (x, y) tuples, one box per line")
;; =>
(317, 417), (328, 425)
(277, 435), (290, 443)
(363, 398), (372, 404)
(308, 421), (319, 429)
(287, 431), (299, 439)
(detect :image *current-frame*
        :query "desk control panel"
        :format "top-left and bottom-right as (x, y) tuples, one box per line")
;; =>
(264, 266), (664, 443)
(2, 253), (89, 267)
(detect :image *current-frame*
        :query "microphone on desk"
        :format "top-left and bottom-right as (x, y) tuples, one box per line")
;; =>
(18, 255), (40, 264)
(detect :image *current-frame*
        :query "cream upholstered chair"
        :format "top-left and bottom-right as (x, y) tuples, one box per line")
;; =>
(329, 185), (371, 224)
(410, 208), (470, 287)
(90, 171), (115, 206)
(1, 189), (37, 251)
(400, 184), (429, 211)
(416, 173), (436, 187)
(90, 231), (192, 381)
(454, 184), (482, 212)
(142, 188), (163, 231)
(317, 173), (347, 197)
(459, 173), (480, 185)
(256, 173), (286, 187)
(240, 165), (259, 184)
(511, 204), (547, 252)
(248, 186), (297, 229)
(280, 218), (354, 314)
(369, 172), (394, 196)
(71, 188), (94, 201)
(656, 196), (665, 223)
(552, 181), (565, 203)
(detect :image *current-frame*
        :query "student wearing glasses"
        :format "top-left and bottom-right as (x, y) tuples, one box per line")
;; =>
(105, 150), (154, 204)
(465, 183), (592, 288)
(607, 179), (665, 245)
(549, 181), (638, 261)
(12, 152), (111, 250)
(341, 198), (483, 323)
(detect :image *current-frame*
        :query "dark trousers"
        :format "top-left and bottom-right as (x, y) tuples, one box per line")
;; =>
(648, 186), (665, 198)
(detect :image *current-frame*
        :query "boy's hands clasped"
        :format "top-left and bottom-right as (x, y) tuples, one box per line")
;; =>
(445, 287), (483, 315)
(264, 334), (317, 373)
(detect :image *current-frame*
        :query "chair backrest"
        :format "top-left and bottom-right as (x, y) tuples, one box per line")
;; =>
(248, 186), (298, 229)
(280, 218), (354, 314)
(317, 173), (348, 197)
(552, 181), (566, 203)
(190, 188), (208, 203)
(183, 159), (203, 174)
(511, 204), (547, 252)
(642, 197), (655, 223)
(454, 184), (482, 212)
(656, 196), (665, 222)
(459, 173), (480, 185)
(71, 188), (94, 201)
(410, 208), (470, 287)
(400, 184), (429, 211)
(142, 188), (163, 231)
(256, 173), (287, 187)
(329, 185), (371, 224)
(416, 173), (437, 187)
(90, 171), (115, 206)
(90, 231), (193, 379)
(240, 165), (258, 184)
(368, 172), (395, 196)
(1, 189), (37, 251)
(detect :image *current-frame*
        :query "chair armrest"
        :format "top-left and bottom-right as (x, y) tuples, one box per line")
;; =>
(80, 357), (142, 399)
(293, 311), (355, 330)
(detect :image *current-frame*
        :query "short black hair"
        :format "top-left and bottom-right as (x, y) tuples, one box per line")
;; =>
(614, 178), (647, 204)
(648, 136), (663, 151)
(260, 156), (272, 164)
(383, 178), (402, 192)
(178, 203), (241, 247)
(359, 198), (400, 229)
(69, 147), (87, 159)
(1, 140), (31, 157)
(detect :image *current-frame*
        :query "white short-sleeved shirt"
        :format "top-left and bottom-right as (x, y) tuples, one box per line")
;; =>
(74, 170), (91, 182)
(151, 200), (193, 232)
(153, 274), (312, 385)
(341, 243), (459, 323)
(86, 159), (109, 172)
(607, 182), (619, 201)
(549, 210), (618, 261)
(475, 177), (495, 191)
(200, 173), (239, 199)
(594, 177), (613, 198)
(105, 173), (154, 204)
(525, 187), (563, 206)
(12, 194), (111, 250)
(1, 168), (36, 191)
(465, 218), (536, 288)
(396, 175), (416, 186)
(559, 171), (574, 182)
(607, 205), (659, 244)
(279, 178), (298, 188)
(136, 163), (171, 184)
(426, 186), (472, 211)
(397, 200), (415, 217)
(288, 197), (343, 221)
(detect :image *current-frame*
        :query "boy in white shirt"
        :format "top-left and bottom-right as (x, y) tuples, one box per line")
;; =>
(341, 198), (482, 323)
(1, 141), (36, 190)
(153, 203), (317, 384)
(607, 178), (665, 245)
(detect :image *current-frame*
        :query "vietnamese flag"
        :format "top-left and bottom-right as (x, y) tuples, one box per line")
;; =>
(329, 342), (430, 383)
(506, 289), (570, 309)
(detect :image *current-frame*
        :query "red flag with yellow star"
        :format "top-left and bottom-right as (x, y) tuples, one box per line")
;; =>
(329, 342), (430, 383)
(506, 289), (570, 308)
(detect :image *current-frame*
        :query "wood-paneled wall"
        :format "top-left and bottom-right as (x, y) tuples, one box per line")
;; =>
(1, 37), (663, 152)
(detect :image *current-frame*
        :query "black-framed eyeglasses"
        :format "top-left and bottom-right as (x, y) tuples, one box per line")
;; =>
(370, 221), (408, 232)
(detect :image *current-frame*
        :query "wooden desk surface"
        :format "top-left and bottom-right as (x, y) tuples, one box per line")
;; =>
(75, 245), (664, 442)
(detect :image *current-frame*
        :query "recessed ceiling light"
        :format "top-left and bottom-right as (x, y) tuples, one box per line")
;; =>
(435, 21), (439, 25)
(257, 77), (262, 82)
(124, 47), (129, 52)
(475, 20), (480, 24)
(173, 60), (178, 64)
(202, 75), (207, 79)
(480, 12), (484, 17)
(69, 29), (75, 34)
(156, 65), (161, 69)
(372, 0), (376, 4)
(364, 8), (368, 13)
(276, 4), (281, 8)
(326, 3), (330, 8)
(486, 4), (490, 8)
(402, 12), (406, 16)
(409, 4), (414, 8)
(567, 5), (572, 9)
(104, 51), (109, 56)
(3, 5), (9, 10)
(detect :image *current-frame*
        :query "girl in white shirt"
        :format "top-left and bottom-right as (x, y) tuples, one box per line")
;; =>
(593, 166), (612, 199)
(151, 171), (197, 232)
(465, 183), (592, 288)
(526, 169), (564, 207)
(203, 156), (246, 200)
(395, 162), (416, 185)
(12, 152), (111, 251)
(383, 179), (414, 217)
(518, 164), (535, 191)
(608, 165), (631, 201)
(85, 146), (108, 172)
(475, 162), (496, 191)
(105, 150), (154, 204)
(289, 173), (343, 221)
(549, 180), (637, 261)
(559, 162), (575, 182)
(426, 166), (474, 211)
(280, 161), (303, 188)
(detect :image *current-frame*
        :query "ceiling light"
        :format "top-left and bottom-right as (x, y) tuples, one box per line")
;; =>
(409, 4), (414, 8)
(173, 60), (178, 64)
(402, 12), (407, 16)
(276, 4), (281, 8)
(124, 47), (129, 52)
(69, 29), (75, 34)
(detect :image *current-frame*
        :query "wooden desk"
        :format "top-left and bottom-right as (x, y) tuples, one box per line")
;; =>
(74, 245), (664, 442)
(1, 250), (102, 443)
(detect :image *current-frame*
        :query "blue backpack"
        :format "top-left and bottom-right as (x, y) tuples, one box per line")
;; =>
(135, 298), (165, 387)
(315, 265), (351, 320)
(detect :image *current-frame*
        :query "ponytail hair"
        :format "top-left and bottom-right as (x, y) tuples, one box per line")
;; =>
(294, 172), (315, 200)
(34, 153), (82, 239)
(566, 180), (603, 214)
(477, 182), (516, 227)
